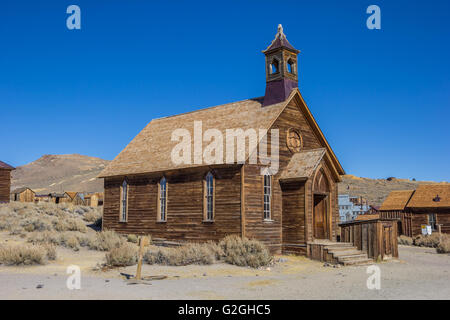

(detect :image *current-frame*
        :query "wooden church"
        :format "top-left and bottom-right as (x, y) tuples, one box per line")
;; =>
(99, 25), (345, 254)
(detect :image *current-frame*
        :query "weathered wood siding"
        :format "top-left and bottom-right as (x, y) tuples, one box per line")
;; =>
(409, 210), (450, 236)
(281, 181), (306, 254)
(243, 164), (282, 253)
(0, 170), (11, 203)
(340, 219), (398, 260)
(103, 166), (242, 242)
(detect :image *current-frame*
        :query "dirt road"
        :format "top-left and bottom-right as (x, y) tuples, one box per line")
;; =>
(0, 245), (449, 299)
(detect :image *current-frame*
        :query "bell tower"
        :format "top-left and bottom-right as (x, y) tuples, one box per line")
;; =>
(262, 25), (300, 106)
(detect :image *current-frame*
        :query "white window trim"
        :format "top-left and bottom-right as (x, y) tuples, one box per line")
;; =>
(203, 172), (215, 222)
(119, 179), (128, 222)
(157, 177), (168, 222)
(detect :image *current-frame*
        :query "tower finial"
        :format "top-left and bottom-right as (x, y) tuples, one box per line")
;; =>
(277, 24), (284, 37)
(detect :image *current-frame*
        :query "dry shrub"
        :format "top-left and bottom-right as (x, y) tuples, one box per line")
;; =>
(0, 244), (49, 265)
(436, 237), (450, 253)
(89, 230), (124, 251)
(398, 235), (413, 246)
(144, 243), (215, 266)
(53, 218), (87, 233)
(414, 234), (441, 248)
(59, 233), (80, 251)
(28, 231), (61, 245)
(105, 243), (138, 267)
(219, 235), (272, 268)
(43, 244), (57, 260)
(127, 234), (138, 243)
(84, 210), (102, 223)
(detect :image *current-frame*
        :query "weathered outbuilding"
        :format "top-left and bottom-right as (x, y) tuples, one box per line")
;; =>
(380, 185), (450, 237)
(10, 187), (35, 203)
(0, 161), (15, 203)
(99, 25), (345, 254)
(84, 192), (104, 207)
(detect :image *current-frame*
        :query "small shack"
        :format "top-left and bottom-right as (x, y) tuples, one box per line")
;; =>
(84, 192), (104, 207)
(0, 161), (15, 203)
(340, 218), (399, 261)
(10, 187), (35, 203)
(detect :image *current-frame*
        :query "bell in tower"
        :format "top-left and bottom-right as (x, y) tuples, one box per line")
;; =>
(262, 24), (300, 106)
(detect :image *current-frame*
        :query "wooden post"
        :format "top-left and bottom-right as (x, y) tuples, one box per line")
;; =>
(135, 236), (149, 280)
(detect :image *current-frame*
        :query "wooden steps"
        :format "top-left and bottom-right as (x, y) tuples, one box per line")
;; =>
(308, 241), (373, 266)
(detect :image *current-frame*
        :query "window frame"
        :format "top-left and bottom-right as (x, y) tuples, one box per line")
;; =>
(203, 171), (215, 222)
(263, 172), (273, 221)
(119, 179), (128, 223)
(428, 213), (437, 230)
(157, 177), (168, 222)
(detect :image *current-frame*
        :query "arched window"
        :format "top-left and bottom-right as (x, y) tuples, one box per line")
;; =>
(286, 58), (295, 74)
(158, 177), (167, 221)
(263, 173), (272, 220)
(270, 59), (279, 74)
(204, 172), (215, 221)
(120, 179), (128, 222)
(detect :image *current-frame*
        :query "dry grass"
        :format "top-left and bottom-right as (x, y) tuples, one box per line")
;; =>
(144, 236), (272, 268)
(436, 237), (450, 253)
(219, 235), (272, 268)
(0, 243), (56, 265)
(127, 234), (138, 243)
(144, 243), (216, 266)
(413, 233), (450, 254)
(89, 230), (125, 251)
(105, 243), (138, 267)
(413, 234), (441, 248)
(398, 235), (413, 246)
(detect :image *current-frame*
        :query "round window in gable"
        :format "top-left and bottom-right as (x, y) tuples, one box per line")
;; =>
(286, 128), (302, 153)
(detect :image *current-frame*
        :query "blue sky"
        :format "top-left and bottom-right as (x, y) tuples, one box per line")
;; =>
(0, 0), (449, 181)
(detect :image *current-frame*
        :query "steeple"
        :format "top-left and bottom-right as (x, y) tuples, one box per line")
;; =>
(262, 24), (300, 106)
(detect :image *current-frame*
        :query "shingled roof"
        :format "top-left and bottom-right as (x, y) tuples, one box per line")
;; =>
(379, 190), (415, 211)
(99, 89), (345, 179)
(279, 148), (326, 181)
(99, 97), (286, 178)
(0, 161), (15, 170)
(262, 24), (299, 54)
(406, 184), (450, 209)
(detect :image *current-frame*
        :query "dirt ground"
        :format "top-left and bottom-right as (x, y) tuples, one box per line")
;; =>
(0, 243), (449, 300)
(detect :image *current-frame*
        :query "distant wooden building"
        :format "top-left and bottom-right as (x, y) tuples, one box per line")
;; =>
(10, 187), (36, 203)
(63, 192), (85, 206)
(380, 185), (450, 237)
(84, 192), (104, 207)
(0, 161), (15, 203)
(99, 25), (345, 255)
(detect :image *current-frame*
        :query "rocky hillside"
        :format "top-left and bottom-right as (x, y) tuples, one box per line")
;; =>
(11, 154), (110, 194)
(338, 175), (448, 206)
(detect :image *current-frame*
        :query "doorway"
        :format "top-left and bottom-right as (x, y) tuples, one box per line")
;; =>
(313, 194), (328, 239)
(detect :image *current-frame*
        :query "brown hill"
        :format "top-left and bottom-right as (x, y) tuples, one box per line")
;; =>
(338, 175), (448, 206)
(11, 154), (447, 205)
(11, 154), (110, 194)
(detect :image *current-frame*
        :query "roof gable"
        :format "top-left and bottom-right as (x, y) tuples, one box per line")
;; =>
(379, 190), (415, 211)
(406, 184), (450, 209)
(99, 89), (345, 179)
(0, 161), (15, 170)
(99, 97), (286, 178)
(279, 148), (326, 181)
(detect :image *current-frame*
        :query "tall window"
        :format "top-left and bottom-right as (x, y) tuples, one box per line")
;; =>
(263, 174), (272, 220)
(158, 177), (167, 221)
(204, 172), (214, 221)
(120, 180), (128, 222)
(428, 213), (437, 230)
